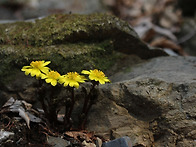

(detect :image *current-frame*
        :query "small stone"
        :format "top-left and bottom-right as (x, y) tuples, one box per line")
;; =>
(82, 140), (96, 147)
(96, 137), (102, 147)
(47, 135), (70, 147)
(102, 136), (132, 147)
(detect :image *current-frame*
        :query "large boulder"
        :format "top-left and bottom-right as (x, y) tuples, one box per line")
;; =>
(86, 56), (196, 146)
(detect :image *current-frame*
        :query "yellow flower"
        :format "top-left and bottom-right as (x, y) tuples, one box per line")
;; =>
(81, 69), (110, 84)
(41, 71), (61, 86)
(21, 61), (50, 78)
(59, 72), (86, 88)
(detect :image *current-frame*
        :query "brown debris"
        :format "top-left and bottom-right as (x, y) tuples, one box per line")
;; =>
(104, 0), (187, 56)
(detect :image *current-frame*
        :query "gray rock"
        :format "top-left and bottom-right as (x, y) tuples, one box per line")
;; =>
(86, 56), (196, 146)
(110, 56), (196, 83)
(102, 136), (132, 147)
(47, 135), (70, 147)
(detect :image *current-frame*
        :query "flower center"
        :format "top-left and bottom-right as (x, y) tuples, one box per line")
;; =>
(48, 71), (60, 79)
(31, 61), (42, 69)
(92, 70), (105, 78)
(67, 72), (78, 80)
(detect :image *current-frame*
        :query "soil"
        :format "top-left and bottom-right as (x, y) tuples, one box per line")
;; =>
(0, 113), (51, 147)
(0, 112), (103, 147)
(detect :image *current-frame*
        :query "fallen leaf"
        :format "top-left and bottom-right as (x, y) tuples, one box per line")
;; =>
(150, 37), (187, 55)
(0, 130), (14, 142)
(18, 108), (30, 129)
(65, 131), (94, 142)
(1, 97), (42, 129)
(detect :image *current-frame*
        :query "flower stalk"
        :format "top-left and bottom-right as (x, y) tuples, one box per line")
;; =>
(80, 82), (97, 129)
(64, 87), (75, 130)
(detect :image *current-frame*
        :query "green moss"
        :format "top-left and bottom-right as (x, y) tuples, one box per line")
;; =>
(0, 13), (138, 47)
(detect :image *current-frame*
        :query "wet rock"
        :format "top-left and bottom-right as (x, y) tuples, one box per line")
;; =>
(102, 136), (132, 147)
(86, 56), (196, 146)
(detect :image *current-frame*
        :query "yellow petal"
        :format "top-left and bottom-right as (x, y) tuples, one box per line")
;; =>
(72, 82), (79, 88)
(63, 82), (69, 87)
(99, 79), (105, 84)
(51, 80), (57, 86)
(41, 74), (47, 79)
(24, 69), (31, 75)
(104, 78), (110, 82)
(21, 66), (31, 70)
(46, 79), (53, 83)
(69, 81), (78, 88)
(81, 70), (90, 74)
(43, 61), (51, 66)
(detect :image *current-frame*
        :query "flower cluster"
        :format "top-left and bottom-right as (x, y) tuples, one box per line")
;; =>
(21, 60), (111, 130)
(21, 60), (110, 88)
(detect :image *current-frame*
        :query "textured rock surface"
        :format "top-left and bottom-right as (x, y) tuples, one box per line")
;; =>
(86, 56), (196, 146)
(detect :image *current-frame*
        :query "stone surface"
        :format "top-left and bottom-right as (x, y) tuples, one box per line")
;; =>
(47, 135), (70, 147)
(110, 56), (196, 83)
(102, 136), (132, 147)
(86, 56), (196, 146)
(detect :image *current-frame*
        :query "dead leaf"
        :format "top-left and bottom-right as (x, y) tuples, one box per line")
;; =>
(18, 108), (30, 129)
(150, 37), (187, 55)
(65, 131), (94, 142)
(1, 97), (42, 129)
(0, 130), (14, 142)
(2, 97), (15, 108)
(26, 112), (41, 123)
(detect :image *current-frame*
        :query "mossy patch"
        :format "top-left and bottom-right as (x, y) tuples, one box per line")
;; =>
(0, 13), (138, 47)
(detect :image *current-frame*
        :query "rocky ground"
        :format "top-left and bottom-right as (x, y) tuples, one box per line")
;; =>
(0, 0), (196, 147)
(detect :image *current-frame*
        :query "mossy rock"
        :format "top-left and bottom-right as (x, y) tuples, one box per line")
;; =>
(0, 13), (138, 46)
(0, 13), (166, 85)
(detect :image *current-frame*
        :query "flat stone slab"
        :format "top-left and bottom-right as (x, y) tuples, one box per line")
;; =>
(110, 56), (196, 83)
